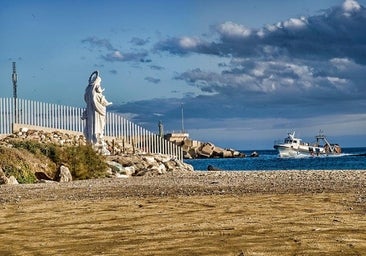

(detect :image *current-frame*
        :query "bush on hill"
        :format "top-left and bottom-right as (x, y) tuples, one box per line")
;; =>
(0, 140), (109, 183)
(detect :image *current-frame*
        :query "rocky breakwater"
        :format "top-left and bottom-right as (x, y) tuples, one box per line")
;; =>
(182, 140), (245, 159)
(0, 128), (194, 184)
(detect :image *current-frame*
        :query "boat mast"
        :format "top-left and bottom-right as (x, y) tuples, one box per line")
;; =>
(316, 130), (334, 152)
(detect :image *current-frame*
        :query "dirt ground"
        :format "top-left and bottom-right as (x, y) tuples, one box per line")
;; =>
(0, 171), (365, 256)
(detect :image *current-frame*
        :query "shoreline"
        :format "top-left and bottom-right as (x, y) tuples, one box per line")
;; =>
(1, 170), (365, 202)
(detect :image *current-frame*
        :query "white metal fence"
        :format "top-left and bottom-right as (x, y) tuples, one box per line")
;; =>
(0, 97), (182, 160)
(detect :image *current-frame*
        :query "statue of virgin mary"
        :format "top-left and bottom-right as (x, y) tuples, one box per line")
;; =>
(83, 71), (112, 152)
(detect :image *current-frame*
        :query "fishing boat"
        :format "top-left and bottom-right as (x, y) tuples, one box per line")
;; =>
(274, 131), (342, 158)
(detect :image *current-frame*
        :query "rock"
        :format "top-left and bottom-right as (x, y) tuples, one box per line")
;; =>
(143, 156), (156, 164)
(115, 173), (129, 178)
(20, 127), (29, 133)
(35, 172), (53, 181)
(207, 165), (221, 171)
(212, 146), (222, 156)
(184, 151), (193, 159)
(222, 150), (233, 158)
(39, 180), (57, 183)
(250, 151), (259, 157)
(123, 166), (135, 176)
(8, 176), (19, 185)
(200, 143), (215, 157)
(0, 168), (9, 184)
(106, 160), (135, 177)
(105, 167), (113, 177)
(155, 163), (167, 174)
(57, 165), (73, 182)
(232, 150), (241, 157)
(164, 160), (177, 172)
(106, 160), (124, 172)
(0, 169), (18, 185)
(134, 169), (148, 176)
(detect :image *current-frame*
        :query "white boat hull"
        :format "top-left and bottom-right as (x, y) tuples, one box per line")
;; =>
(275, 145), (325, 158)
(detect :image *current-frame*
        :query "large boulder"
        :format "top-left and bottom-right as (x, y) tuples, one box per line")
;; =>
(57, 165), (73, 182)
(106, 160), (135, 177)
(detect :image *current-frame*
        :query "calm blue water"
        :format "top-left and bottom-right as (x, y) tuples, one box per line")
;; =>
(184, 147), (366, 171)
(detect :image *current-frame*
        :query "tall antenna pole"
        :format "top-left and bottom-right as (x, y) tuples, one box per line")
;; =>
(181, 103), (184, 133)
(12, 62), (18, 123)
(158, 120), (164, 137)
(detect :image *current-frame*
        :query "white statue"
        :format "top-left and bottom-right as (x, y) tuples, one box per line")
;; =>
(82, 71), (112, 154)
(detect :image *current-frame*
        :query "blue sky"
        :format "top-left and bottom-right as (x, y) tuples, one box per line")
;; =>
(1, 0), (366, 149)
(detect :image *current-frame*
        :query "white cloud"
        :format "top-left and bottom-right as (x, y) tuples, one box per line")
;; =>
(216, 21), (251, 38)
(330, 57), (352, 65)
(282, 17), (307, 29)
(156, 0), (366, 64)
(342, 0), (361, 12)
(326, 76), (347, 84)
(110, 51), (124, 60)
(179, 37), (200, 49)
(266, 24), (279, 32)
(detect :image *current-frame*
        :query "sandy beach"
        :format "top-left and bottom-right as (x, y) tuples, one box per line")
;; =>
(1, 170), (365, 255)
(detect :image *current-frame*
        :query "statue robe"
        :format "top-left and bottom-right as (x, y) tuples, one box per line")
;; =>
(84, 82), (107, 144)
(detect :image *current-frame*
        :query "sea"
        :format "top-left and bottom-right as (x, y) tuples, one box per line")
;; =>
(184, 147), (366, 171)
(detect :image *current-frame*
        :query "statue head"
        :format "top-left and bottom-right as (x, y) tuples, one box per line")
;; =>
(89, 71), (101, 86)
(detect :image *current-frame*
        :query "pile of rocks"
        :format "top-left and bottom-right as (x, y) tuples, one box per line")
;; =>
(106, 153), (194, 178)
(1, 128), (136, 155)
(183, 141), (245, 159)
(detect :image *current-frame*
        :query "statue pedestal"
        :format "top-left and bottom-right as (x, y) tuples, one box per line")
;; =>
(94, 135), (110, 156)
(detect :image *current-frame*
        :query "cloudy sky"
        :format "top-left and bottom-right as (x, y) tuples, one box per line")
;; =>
(1, 0), (366, 149)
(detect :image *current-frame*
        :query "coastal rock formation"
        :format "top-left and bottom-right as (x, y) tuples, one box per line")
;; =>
(164, 133), (244, 159)
(182, 140), (245, 159)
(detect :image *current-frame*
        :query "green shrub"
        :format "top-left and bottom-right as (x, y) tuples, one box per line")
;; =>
(6, 140), (109, 181)
(3, 166), (37, 184)
(10, 140), (62, 163)
(61, 145), (109, 180)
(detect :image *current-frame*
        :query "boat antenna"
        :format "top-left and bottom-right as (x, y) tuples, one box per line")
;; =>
(158, 120), (164, 137)
(181, 103), (185, 133)
(12, 62), (18, 123)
